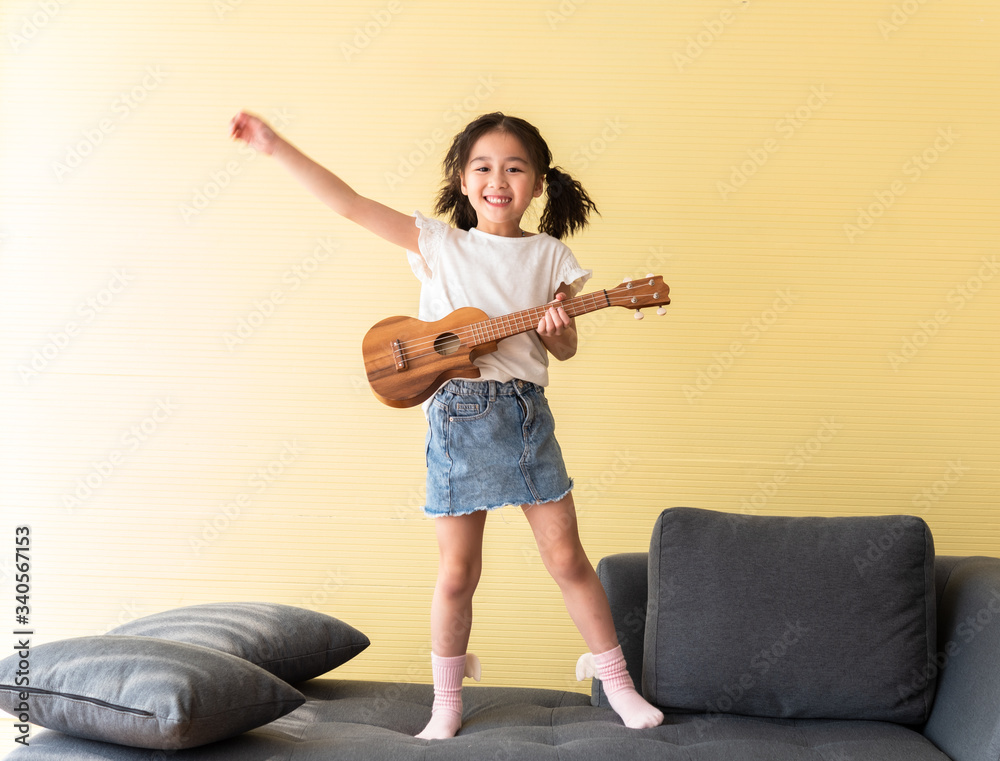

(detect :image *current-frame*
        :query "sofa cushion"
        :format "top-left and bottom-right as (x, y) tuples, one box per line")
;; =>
(107, 601), (369, 684)
(0, 635), (304, 750)
(6, 680), (955, 760)
(644, 507), (936, 723)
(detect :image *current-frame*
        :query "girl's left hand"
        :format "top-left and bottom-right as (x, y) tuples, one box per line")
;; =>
(537, 292), (571, 337)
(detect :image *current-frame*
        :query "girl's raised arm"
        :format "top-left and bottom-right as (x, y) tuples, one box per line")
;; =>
(230, 111), (419, 253)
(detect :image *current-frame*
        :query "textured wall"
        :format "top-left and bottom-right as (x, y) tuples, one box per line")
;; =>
(1, 1), (997, 726)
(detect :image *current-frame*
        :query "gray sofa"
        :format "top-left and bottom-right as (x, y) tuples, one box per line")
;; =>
(4, 507), (1000, 761)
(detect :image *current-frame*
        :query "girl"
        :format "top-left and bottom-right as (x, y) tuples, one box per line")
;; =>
(229, 111), (664, 738)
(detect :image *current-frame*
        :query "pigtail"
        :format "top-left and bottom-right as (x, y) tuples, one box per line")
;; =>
(539, 166), (599, 240)
(434, 127), (479, 231)
(434, 178), (478, 231)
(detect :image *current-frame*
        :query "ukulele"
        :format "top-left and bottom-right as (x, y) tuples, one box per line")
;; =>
(362, 275), (670, 408)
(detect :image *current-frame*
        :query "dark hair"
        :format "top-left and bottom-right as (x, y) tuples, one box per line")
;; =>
(434, 112), (598, 239)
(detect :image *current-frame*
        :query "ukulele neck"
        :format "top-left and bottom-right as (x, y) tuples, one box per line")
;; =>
(469, 290), (610, 346)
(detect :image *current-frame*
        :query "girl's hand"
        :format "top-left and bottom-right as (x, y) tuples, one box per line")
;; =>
(537, 292), (571, 337)
(230, 111), (281, 155)
(537, 288), (577, 360)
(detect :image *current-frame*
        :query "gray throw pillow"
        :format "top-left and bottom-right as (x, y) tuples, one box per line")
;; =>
(108, 602), (369, 683)
(644, 507), (936, 723)
(0, 636), (304, 750)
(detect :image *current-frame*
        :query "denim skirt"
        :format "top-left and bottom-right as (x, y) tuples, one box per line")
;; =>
(423, 379), (573, 518)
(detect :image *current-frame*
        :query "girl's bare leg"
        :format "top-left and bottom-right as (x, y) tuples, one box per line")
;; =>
(417, 511), (488, 739)
(521, 493), (617, 650)
(522, 493), (663, 728)
(429, 511), (487, 656)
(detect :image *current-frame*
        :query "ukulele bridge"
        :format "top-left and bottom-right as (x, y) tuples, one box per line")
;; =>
(391, 339), (407, 371)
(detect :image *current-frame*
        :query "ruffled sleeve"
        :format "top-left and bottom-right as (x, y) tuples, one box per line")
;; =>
(406, 211), (449, 283)
(555, 243), (593, 297)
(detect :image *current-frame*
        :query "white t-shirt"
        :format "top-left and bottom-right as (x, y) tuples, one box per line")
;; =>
(406, 211), (592, 393)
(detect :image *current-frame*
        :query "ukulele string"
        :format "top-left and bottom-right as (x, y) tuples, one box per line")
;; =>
(393, 283), (650, 358)
(392, 291), (608, 362)
(389, 283), (654, 364)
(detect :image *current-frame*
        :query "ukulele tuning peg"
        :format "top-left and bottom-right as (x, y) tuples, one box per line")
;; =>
(634, 310), (644, 320)
(646, 273), (655, 279)
(622, 276), (632, 282)
(656, 307), (667, 316)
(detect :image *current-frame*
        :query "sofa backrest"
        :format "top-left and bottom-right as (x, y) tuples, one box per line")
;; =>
(595, 507), (939, 724)
(923, 556), (1000, 761)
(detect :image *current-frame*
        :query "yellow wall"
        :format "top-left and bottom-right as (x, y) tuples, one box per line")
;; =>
(2, 0), (998, 732)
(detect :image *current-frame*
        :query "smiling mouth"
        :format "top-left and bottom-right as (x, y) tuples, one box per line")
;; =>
(484, 195), (512, 206)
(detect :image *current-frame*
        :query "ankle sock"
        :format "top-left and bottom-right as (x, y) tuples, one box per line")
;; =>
(593, 645), (664, 729)
(416, 653), (467, 740)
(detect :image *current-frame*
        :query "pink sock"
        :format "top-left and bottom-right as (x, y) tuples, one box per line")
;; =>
(594, 646), (664, 729)
(416, 653), (466, 740)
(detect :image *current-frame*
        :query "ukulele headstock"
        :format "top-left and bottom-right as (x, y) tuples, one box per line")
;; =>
(608, 274), (671, 319)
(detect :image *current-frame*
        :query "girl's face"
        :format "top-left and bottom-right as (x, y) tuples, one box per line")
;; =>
(460, 130), (544, 237)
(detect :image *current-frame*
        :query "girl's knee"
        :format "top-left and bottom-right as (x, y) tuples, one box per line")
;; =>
(541, 541), (591, 585)
(437, 556), (481, 599)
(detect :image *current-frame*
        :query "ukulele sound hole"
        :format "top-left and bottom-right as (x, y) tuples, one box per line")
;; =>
(434, 332), (461, 356)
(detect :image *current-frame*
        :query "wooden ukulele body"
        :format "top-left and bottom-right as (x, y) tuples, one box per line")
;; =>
(362, 308), (499, 408)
